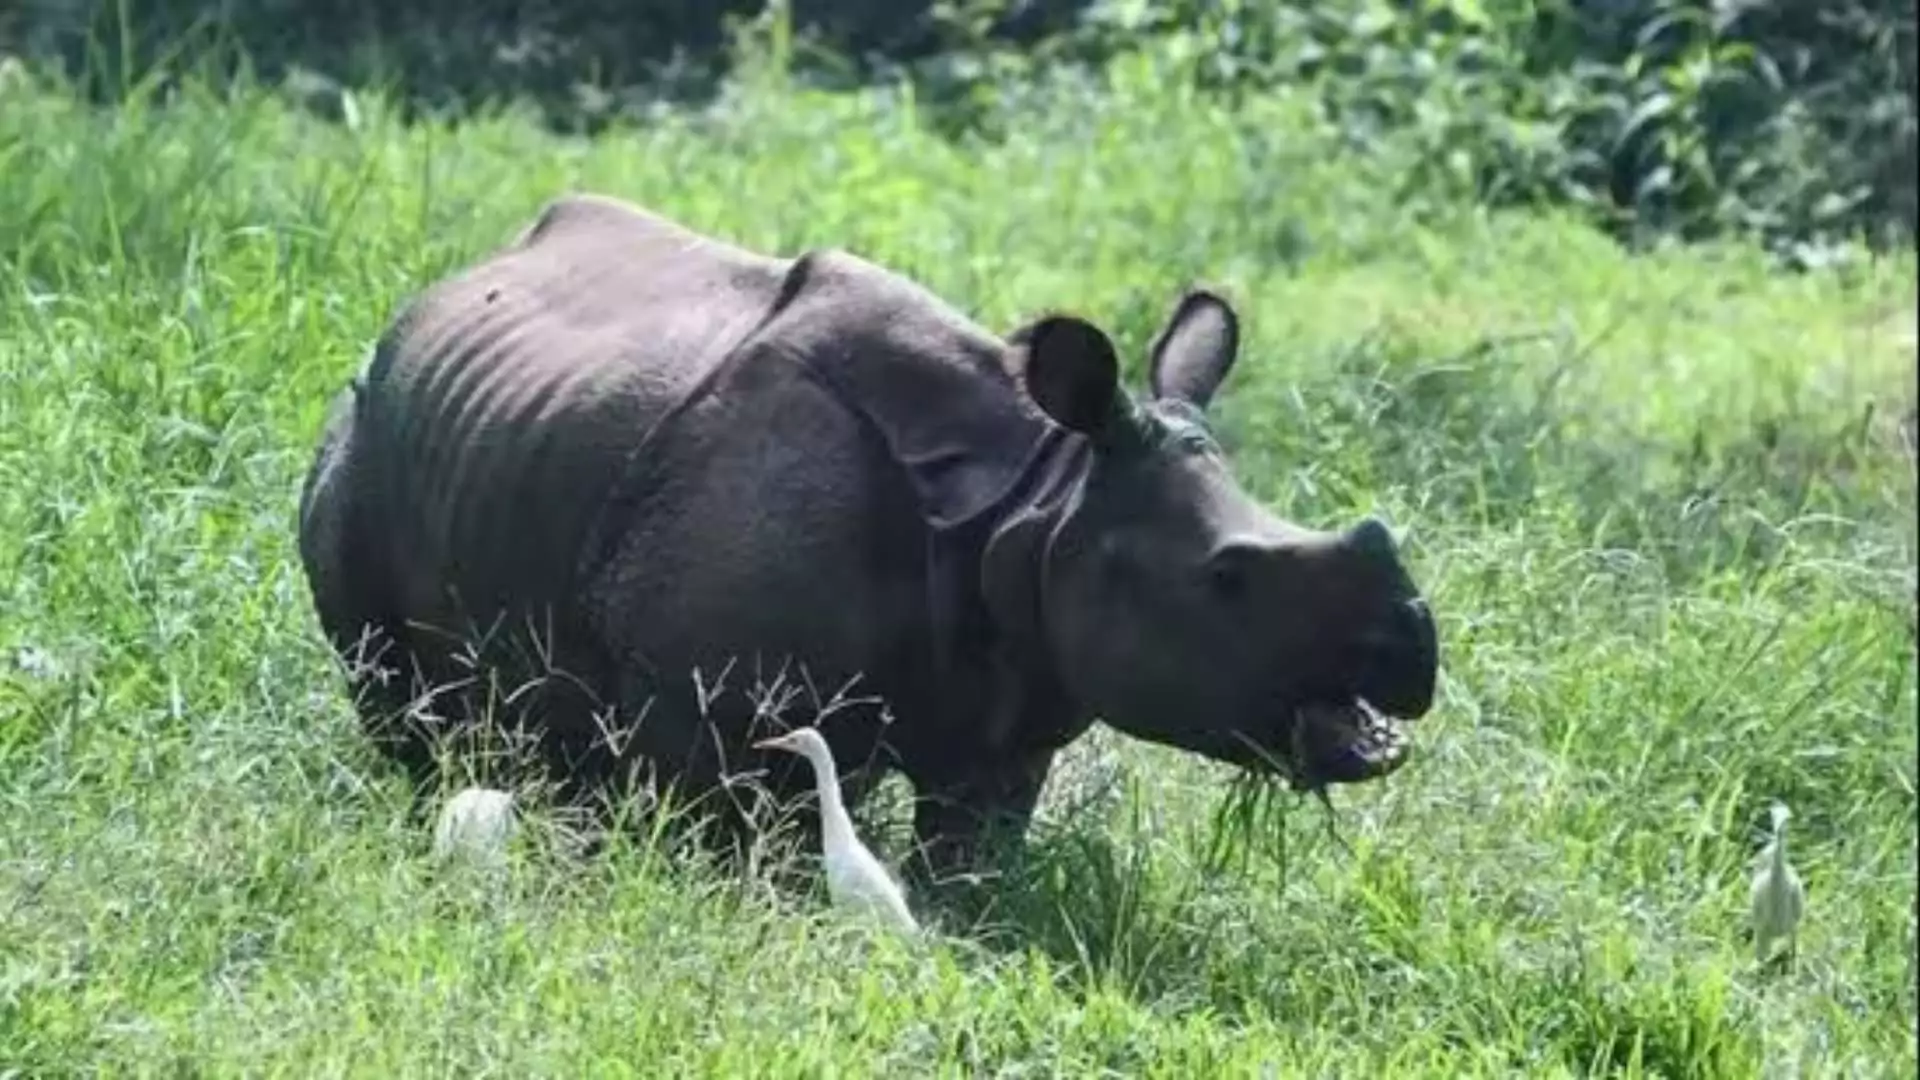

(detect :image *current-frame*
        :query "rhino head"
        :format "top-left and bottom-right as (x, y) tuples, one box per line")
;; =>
(993, 289), (1439, 789)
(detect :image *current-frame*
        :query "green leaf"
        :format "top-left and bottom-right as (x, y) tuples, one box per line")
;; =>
(1439, 0), (1490, 28)
(1616, 90), (1675, 154)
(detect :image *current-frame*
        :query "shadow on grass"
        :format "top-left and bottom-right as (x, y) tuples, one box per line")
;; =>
(903, 774), (1331, 1011)
(937, 827), (1218, 1002)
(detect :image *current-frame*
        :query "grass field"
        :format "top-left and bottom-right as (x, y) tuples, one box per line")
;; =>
(1, 41), (1916, 1077)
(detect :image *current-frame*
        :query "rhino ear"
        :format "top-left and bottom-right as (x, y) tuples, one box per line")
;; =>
(1147, 288), (1240, 410)
(1015, 314), (1130, 439)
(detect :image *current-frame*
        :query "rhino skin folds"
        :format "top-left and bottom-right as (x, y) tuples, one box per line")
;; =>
(295, 193), (1440, 879)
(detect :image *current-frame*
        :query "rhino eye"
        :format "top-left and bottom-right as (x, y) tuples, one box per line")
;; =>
(1204, 542), (1268, 600)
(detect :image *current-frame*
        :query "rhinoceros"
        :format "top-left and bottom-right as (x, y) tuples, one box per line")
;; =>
(296, 192), (1440, 877)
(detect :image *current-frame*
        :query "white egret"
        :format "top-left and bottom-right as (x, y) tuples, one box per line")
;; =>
(753, 726), (920, 935)
(433, 786), (518, 868)
(1749, 800), (1805, 970)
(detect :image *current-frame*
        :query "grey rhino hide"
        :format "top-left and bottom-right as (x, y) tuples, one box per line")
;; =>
(296, 192), (1436, 875)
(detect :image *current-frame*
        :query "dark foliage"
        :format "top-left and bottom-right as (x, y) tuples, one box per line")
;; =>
(3, 0), (1911, 254)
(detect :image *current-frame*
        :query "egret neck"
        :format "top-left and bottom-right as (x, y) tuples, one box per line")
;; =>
(793, 734), (857, 854)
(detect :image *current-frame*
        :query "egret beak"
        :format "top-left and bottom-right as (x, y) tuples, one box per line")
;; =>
(753, 733), (797, 752)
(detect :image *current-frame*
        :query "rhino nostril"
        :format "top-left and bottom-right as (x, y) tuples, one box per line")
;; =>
(1397, 600), (1437, 664)
(1401, 597), (1433, 638)
(1348, 600), (1439, 718)
(1353, 600), (1437, 672)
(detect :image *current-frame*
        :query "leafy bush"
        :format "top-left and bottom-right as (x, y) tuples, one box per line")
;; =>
(4, 0), (1913, 254)
(935, 0), (1916, 259)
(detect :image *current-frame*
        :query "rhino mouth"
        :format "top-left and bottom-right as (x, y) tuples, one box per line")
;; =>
(1272, 696), (1410, 790)
(1115, 692), (1416, 788)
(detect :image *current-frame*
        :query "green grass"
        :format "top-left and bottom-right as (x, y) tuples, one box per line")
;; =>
(1, 44), (1915, 1077)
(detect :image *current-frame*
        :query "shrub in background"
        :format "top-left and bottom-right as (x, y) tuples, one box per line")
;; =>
(2, 0), (1911, 258)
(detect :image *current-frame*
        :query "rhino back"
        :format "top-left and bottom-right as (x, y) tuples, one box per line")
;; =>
(346, 193), (1061, 771)
(580, 339), (934, 713)
(573, 246), (1062, 758)
(357, 195), (794, 637)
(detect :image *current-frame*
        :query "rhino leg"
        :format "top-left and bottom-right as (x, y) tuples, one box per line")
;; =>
(296, 384), (441, 797)
(908, 745), (1056, 887)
